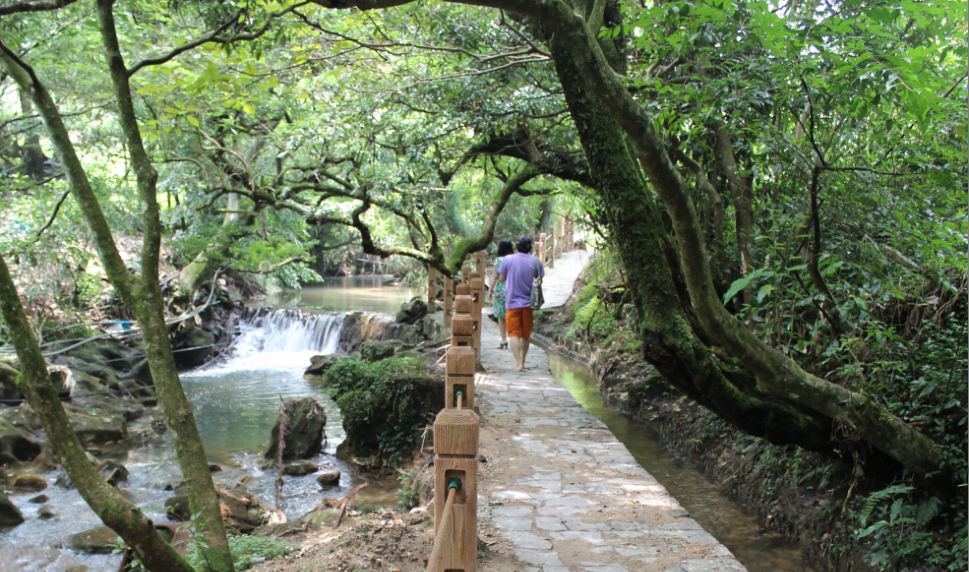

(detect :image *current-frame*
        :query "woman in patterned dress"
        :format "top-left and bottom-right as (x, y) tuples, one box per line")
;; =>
(491, 240), (515, 349)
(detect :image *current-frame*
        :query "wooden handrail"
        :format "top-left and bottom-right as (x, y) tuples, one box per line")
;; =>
(427, 486), (458, 572)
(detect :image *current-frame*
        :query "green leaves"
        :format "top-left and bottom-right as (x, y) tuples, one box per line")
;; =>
(722, 267), (771, 304)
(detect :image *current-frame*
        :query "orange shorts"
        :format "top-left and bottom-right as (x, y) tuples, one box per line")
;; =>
(505, 307), (533, 339)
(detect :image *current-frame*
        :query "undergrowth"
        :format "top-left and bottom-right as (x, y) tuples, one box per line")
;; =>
(554, 248), (967, 571)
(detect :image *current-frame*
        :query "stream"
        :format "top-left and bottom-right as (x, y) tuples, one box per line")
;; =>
(0, 276), (415, 571)
(547, 354), (814, 572)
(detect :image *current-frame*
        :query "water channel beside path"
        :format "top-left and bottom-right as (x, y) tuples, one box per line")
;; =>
(0, 276), (416, 571)
(547, 353), (813, 572)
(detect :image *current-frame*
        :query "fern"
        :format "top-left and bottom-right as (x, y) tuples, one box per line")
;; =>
(858, 484), (913, 526)
(915, 496), (942, 527)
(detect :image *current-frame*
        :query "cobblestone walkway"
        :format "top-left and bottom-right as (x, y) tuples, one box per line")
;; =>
(475, 250), (745, 571)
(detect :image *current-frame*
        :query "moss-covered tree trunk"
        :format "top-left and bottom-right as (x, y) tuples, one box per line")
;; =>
(0, 256), (194, 572)
(538, 3), (943, 474)
(547, 34), (833, 452)
(95, 3), (233, 569)
(1, 16), (234, 571)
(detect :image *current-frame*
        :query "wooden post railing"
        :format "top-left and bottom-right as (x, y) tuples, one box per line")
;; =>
(429, 270), (481, 572)
(429, 406), (479, 572)
(451, 294), (474, 351)
(468, 274), (483, 359)
(445, 346), (476, 410)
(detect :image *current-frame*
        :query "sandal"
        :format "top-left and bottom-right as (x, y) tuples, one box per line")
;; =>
(498, 342), (508, 350)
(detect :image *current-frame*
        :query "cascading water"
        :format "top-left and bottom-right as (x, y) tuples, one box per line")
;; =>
(1, 308), (356, 572)
(231, 308), (346, 356)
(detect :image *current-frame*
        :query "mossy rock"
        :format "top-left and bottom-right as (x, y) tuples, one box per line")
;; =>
(298, 506), (341, 528)
(0, 491), (24, 529)
(324, 356), (442, 468)
(69, 526), (120, 554)
(304, 353), (345, 377)
(282, 460), (317, 476)
(264, 398), (326, 461)
(10, 472), (47, 491)
(360, 340), (407, 362)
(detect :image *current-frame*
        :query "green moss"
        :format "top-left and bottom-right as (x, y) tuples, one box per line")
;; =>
(323, 357), (441, 466)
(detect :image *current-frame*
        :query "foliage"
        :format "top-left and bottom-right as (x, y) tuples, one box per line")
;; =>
(396, 466), (432, 510)
(323, 356), (438, 466)
(184, 534), (295, 571)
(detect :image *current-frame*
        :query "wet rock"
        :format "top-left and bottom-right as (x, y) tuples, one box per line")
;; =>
(298, 506), (341, 528)
(282, 460), (317, 476)
(0, 491), (24, 528)
(38, 506), (55, 519)
(28, 494), (48, 504)
(120, 358), (152, 386)
(360, 340), (405, 362)
(0, 417), (43, 464)
(217, 486), (269, 533)
(316, 469), (341, 487)
(165, 486), (269, 533)
(0, 360), (21, 404)
(70, 407), (128, 453)
(395, 298), (427, 325)
(264, 397), (326, 461)
(164, 493), (191, 521)
(171, 325), (216, 369)
(69, 526), (120, 554)
(209, 463), (222, 472)
(304, 353), (344, 376)
(11, 472), (47, 491)
(97, 460), (128, 486)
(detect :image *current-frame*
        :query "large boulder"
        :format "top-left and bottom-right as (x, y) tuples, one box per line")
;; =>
(324, 357), (442, 468)
(0, 417), (42, 464)
(0, 491), (24, 529)
(395, 297), (427, 325)
(264, 398), (326, 461)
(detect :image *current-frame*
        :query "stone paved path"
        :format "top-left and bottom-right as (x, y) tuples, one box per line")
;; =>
(475, 250), (745, 572)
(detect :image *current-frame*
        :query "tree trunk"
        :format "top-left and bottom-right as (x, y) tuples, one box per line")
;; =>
(0, 256), (193, 572)
(548, 35), (834, 452)
(714, 125), (755, 305)
(544, 11), (943, 475)
(95, 3), (234, 568)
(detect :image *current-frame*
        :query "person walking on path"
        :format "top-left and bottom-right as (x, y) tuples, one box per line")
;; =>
(490, 239), (515, 350)
(497, 236), (544, 372)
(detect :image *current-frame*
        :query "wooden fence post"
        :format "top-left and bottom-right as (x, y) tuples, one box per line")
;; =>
(431, 408), (479, 572)
(451, 294), (474, 351)
(468, 274), (483, 358)
(445, 346), (476, 410)
(475, 252), (485, 276)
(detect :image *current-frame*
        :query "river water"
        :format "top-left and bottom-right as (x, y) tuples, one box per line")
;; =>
(0, 277), (415, 571)
(547, 354), (814, 572)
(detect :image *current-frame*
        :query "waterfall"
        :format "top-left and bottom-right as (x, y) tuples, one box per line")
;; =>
(232, 308), (346, 356)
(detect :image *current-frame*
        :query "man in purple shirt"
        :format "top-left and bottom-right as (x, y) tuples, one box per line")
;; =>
(497, 236), (544, 371)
